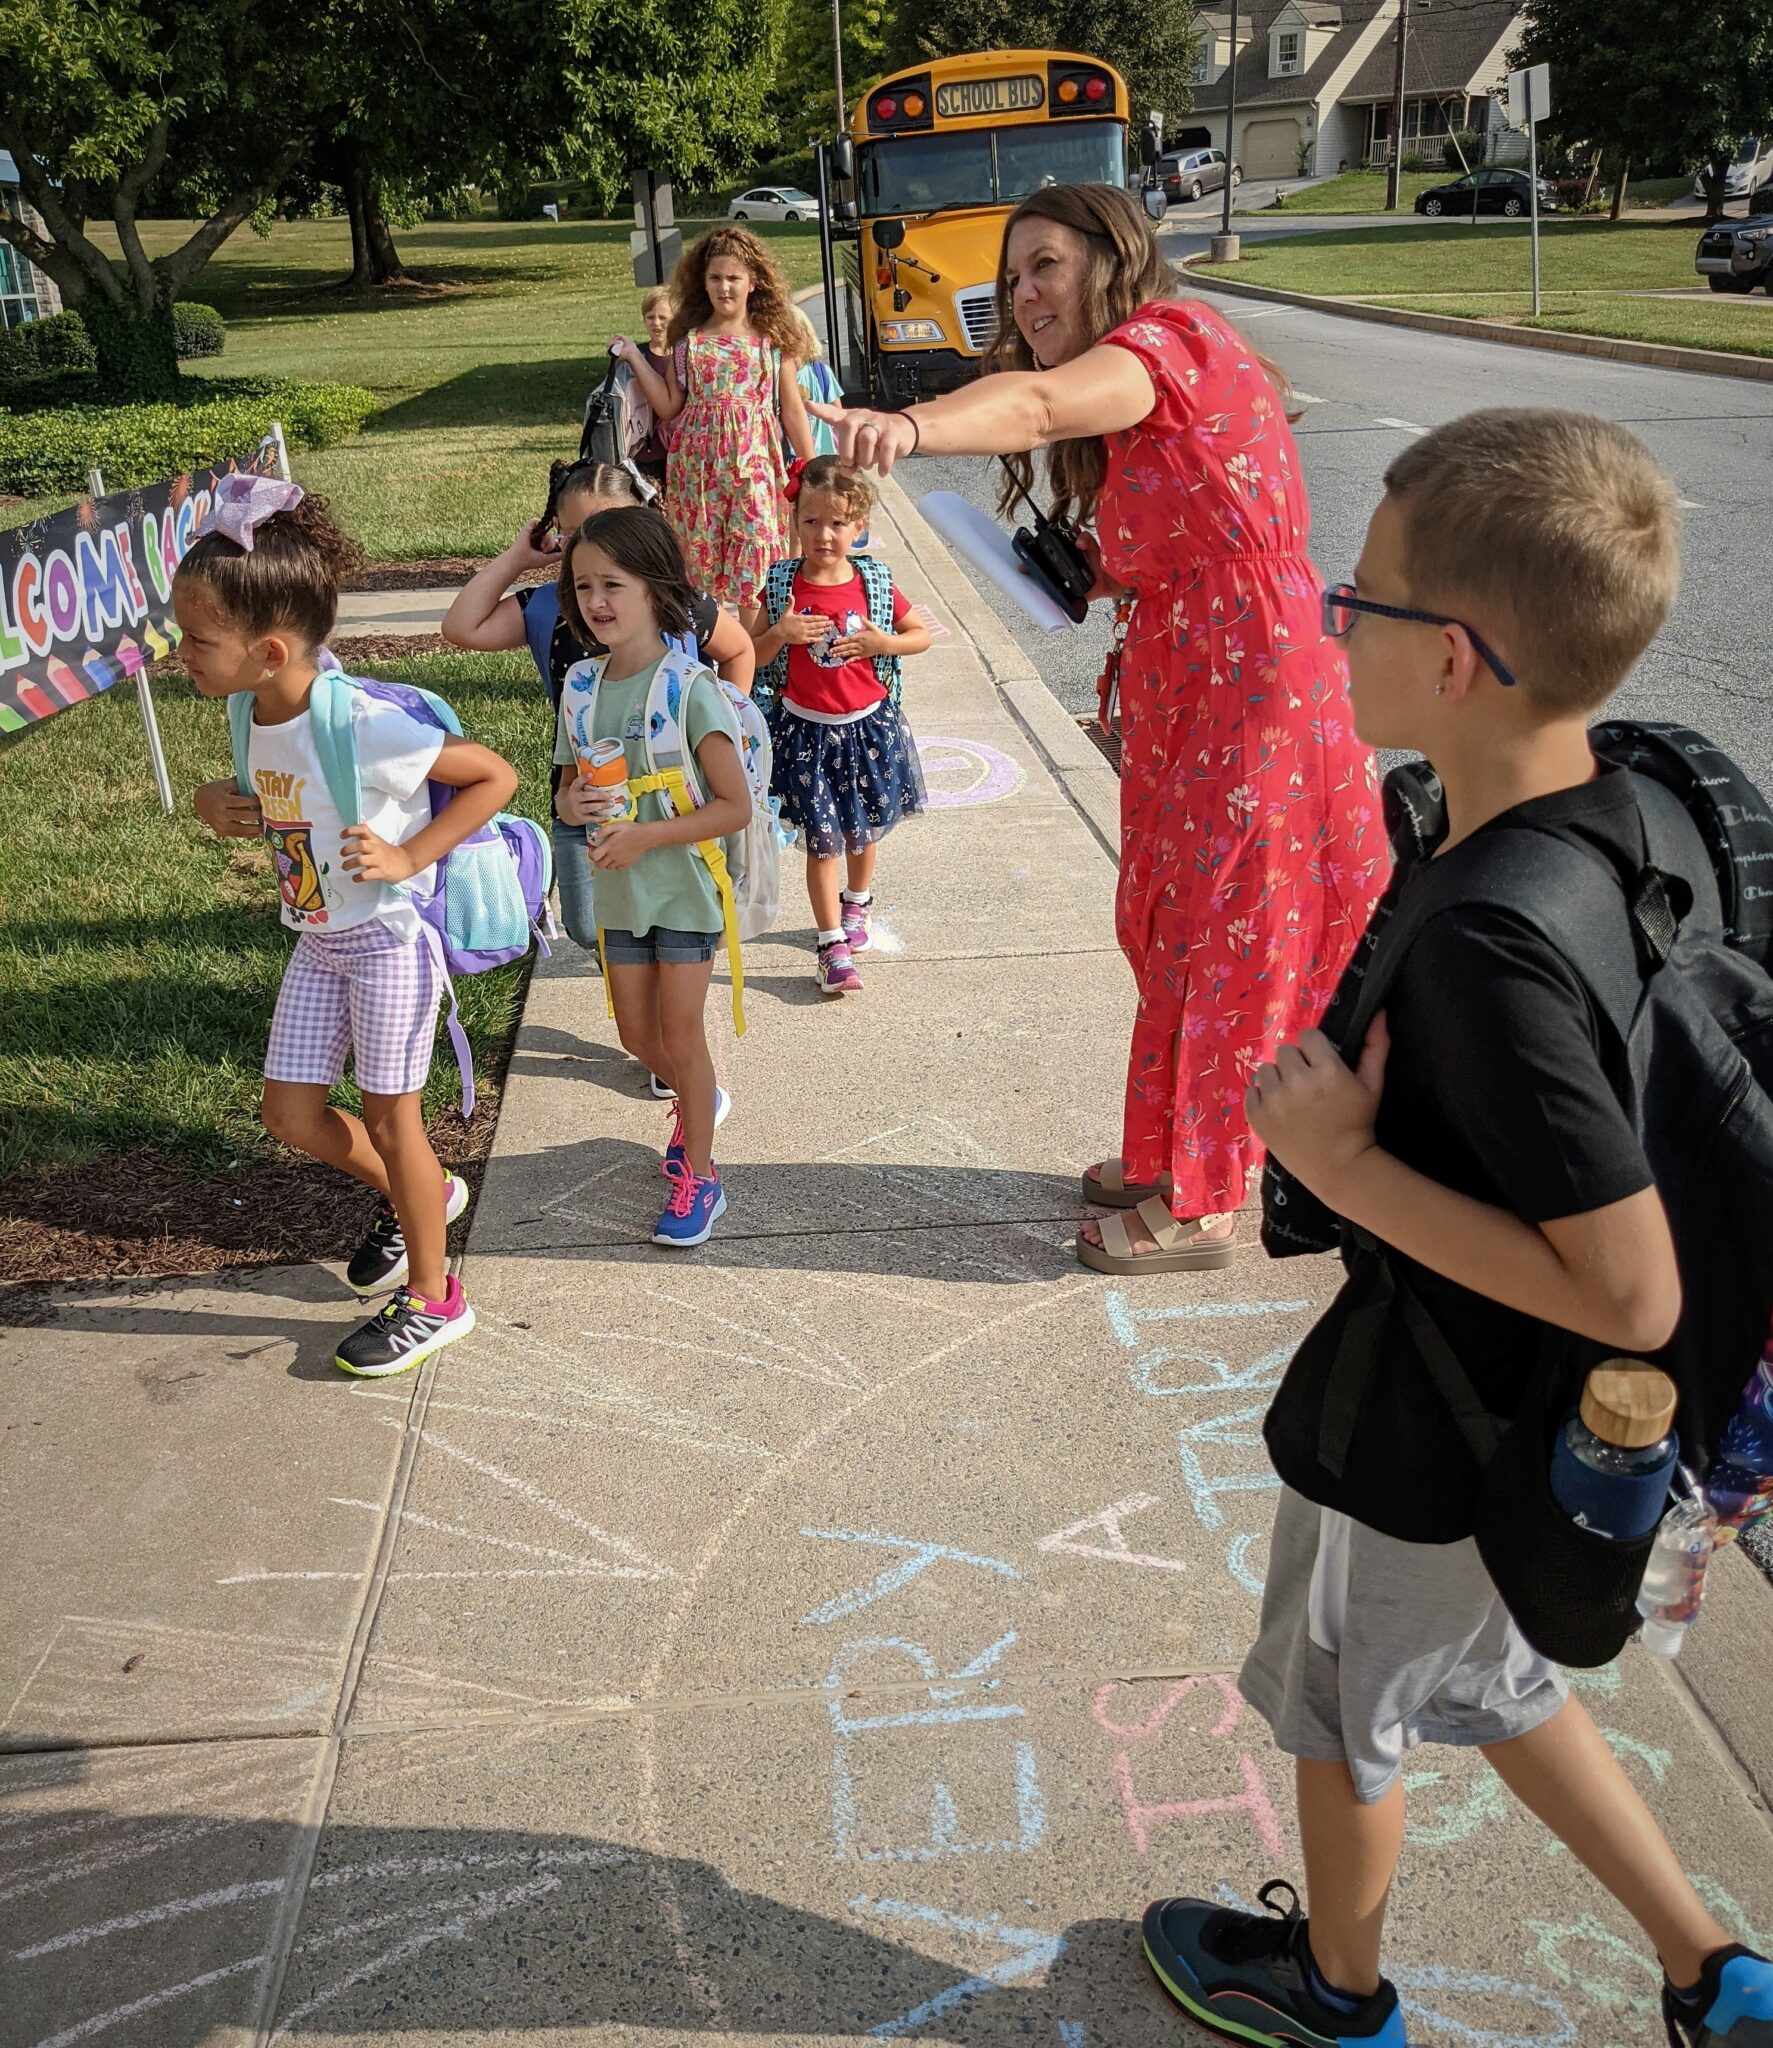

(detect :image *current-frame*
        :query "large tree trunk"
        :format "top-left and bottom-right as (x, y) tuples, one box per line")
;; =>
(1609, 156), (1631, 223)
(81, 292), (181, 402)
(341, 158), (407, 288)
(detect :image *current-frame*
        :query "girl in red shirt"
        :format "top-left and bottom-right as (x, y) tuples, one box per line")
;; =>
(746, 457), (932, 996)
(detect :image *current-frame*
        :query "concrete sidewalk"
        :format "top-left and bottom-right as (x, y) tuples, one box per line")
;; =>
(6, 483), (1773, 2047)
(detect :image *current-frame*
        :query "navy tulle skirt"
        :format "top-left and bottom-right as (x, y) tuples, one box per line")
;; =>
(770, 699), (926, 859)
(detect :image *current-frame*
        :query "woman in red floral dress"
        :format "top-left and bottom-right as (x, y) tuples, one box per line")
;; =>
(813, 183), (1388, 1273)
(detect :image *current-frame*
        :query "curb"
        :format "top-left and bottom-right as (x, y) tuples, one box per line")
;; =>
(877, 472), (1122, 864)
(1182, 258), (1773, 383)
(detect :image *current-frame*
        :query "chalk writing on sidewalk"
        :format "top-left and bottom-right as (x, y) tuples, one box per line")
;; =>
(914, 735), (1025, 808)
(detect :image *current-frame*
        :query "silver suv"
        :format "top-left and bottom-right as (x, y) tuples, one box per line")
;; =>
(1160, 148), (1242, 203)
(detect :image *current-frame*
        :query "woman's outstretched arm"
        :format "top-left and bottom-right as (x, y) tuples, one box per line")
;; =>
(810, 343), (1155, 476)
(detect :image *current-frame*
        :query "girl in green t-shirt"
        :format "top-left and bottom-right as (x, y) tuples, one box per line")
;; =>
(554, 507), (752, 1247)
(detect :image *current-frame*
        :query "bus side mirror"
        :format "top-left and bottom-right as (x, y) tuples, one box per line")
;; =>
(832, 137), (855, 182)
(874, 217), (906, 249)
(1143, 186), (1168, 221)
(833, 199), (859, 237)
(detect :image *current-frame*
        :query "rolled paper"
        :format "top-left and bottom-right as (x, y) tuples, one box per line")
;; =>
(44, 657), (89, 705)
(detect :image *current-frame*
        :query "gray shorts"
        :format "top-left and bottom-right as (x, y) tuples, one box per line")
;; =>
(1238, 1485), (1568, 1803)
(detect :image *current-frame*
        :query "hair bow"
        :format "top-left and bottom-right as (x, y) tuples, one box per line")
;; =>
(784, 457), (808, 504)
(201, 472), (305, 551)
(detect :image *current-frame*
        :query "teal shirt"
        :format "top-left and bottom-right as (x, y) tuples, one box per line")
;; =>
(555, 657), (742, 938)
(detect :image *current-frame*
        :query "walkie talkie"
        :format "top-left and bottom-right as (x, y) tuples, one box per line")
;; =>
(999, 459), (1095, 624)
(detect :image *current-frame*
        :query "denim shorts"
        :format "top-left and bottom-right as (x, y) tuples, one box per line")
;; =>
(601, 925), (720, 966)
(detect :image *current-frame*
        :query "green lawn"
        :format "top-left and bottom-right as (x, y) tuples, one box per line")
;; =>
(1194, 218), (1770, 355)
(0, 650), (550, 1174)
(4, 216), (825, 559)
(1256, 169), (1445, 214)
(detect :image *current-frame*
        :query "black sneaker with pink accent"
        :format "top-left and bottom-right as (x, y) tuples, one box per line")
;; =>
(334, 1276), (477, 1378)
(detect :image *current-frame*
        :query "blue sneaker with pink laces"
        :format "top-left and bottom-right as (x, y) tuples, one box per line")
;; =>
(653, 1163), (726, 1247)
(663, 1087), (730, 1175)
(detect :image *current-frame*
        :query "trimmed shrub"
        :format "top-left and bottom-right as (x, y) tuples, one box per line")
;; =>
(0, 309), (97, 380)
(0, 376), (378, 495)
(173, 302), (226, 359)
(1441, 130), (1486, 171)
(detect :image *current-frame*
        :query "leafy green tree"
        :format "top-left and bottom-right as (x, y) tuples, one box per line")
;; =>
(772, 0), (897, 152)
(0, 0), (336, 397)
(888, 0), (1198, 136)
(1515, 0), (1773, 221)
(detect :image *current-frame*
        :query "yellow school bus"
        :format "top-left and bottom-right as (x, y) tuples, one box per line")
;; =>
(833, 50), (1130, 406)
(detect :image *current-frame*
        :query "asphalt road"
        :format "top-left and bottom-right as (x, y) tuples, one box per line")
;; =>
(887, 284), (1773, 796)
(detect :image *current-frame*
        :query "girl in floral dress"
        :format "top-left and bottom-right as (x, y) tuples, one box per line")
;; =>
(657, 227), (816, 607)
(809, 183), (1388, 1274)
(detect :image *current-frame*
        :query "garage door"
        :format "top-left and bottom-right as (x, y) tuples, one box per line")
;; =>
(1242, 118), (1300, 178)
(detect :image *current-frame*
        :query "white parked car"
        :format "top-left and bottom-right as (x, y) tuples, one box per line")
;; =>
(727, 185), (823, 223)
(1694, 137), (1773, 201)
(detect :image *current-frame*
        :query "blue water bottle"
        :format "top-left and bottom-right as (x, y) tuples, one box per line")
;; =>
(1549, 1362), (1679, 1541)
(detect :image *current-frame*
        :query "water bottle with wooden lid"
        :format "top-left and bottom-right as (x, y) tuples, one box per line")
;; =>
(1548, 1361), (1679, 1541)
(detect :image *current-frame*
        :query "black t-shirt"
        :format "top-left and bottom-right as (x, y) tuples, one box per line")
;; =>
(1264, 769), (1654, 1542)
(517, 583), (718, 797)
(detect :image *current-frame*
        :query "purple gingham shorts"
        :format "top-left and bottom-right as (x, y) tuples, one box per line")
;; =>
(264, 920), (442, 1098)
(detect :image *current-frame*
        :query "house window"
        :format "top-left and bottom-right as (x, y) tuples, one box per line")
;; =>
(1276, 29), (1301, 72)
(1, 188), (47, 332)
(1195, 43), (1217, 82)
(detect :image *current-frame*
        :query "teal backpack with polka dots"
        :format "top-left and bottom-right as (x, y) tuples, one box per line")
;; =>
(755, 554), (900, 711)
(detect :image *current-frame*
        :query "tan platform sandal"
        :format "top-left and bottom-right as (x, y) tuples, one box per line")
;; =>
(1076, 1197), (1237, 1274)
(1080, 1159), (1176, 1210)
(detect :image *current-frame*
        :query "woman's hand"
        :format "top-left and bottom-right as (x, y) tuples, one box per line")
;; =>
(194, 779), (263, 839)
(808, 402), (919, 477)
(588, 820), (654, 871)
(339, 823), (419, 884)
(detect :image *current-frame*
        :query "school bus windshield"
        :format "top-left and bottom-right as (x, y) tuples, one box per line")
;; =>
(860, 119), (1125, 215)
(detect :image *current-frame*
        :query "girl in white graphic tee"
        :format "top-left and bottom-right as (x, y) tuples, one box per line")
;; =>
(183, 479), (517, 1380)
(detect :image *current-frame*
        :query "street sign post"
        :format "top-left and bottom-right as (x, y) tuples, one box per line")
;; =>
(1506, 63), (1551, 316)
(630, 172), (682, 290)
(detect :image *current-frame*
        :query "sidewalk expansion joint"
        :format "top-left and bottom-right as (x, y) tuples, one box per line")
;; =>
(1660, 1653), (1773, 1831)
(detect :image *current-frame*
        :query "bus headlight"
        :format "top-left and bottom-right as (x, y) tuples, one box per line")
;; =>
(881, 319), (946, 343)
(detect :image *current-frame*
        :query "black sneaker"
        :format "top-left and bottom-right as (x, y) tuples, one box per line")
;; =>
(345, 1175), (470, 1297)
(1664, 1946), (1773, 2045)
(1142, 1882), (1406, 2047)
(334, 1276), (476, 1378)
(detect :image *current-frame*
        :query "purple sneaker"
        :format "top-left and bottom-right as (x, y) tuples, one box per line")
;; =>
(817, 939), (863, 997)
(840, 895), (872, 953)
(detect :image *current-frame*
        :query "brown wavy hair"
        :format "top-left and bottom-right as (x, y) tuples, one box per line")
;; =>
(984, 182), (1296, 526)
(174, 492), (363, 650)
(667, 226), (804, 357)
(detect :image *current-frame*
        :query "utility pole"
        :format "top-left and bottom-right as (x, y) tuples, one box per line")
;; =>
(1384, 0), (1410, 211)
(830, 0), (846, 133)
(1220, 0), (1240, 240)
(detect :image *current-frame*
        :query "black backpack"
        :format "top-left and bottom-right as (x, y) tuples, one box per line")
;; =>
(579, 353), (631, 470)
(1262, 723), (1773, 1665)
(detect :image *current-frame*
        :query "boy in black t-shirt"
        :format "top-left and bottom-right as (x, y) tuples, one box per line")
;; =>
(1140, 411), (1773, 2048)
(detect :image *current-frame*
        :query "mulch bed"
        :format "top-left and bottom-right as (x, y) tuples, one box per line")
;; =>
(342, 560), (553, 593)
(0, 1095), (503, 1303)
(330, 633), (455, 664)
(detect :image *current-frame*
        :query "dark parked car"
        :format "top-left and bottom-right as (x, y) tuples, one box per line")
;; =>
(1414, 168), (1558, 218)
(1158, 147), (1241, 203)
(1696, 217), (1773, 292)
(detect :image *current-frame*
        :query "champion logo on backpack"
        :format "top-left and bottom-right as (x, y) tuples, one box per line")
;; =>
(230, 672), (556, 1117)
(1261, 720), (1773, 1667)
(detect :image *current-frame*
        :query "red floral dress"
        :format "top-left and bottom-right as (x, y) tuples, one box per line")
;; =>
(1096, 299), (1388, 1217)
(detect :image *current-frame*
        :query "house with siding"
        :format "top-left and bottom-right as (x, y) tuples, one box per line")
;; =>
(1182, 0), (1529, 181)
(1, 152), (65, 332)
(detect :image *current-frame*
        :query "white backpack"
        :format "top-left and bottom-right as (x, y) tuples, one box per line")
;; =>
(561, 638), (780, 1032)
